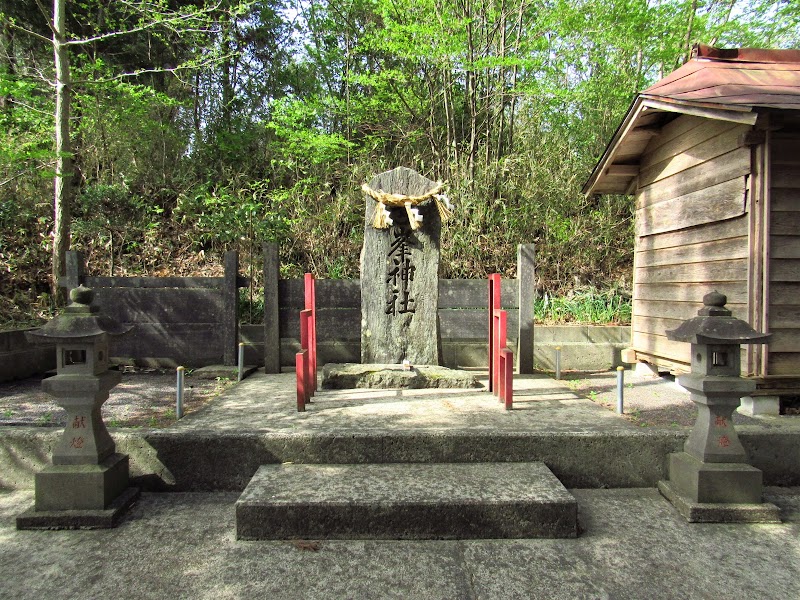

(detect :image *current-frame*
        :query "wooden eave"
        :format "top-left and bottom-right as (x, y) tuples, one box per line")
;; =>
(585, 46), (800, 197)
(582, 96), (758, 196)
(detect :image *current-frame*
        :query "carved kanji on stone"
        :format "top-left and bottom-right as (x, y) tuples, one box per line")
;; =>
(360, 167), (441, 364)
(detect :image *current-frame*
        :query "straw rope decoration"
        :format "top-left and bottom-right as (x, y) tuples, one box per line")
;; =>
(361, 181), (453, 230)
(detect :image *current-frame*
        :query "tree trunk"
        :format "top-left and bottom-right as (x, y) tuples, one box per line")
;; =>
(680, 0), (698, 68)
(465, 5), (477, 185)
(52, 0), (72, 302)
(507, 0), (524, 151)
(0, 20), (12, 113)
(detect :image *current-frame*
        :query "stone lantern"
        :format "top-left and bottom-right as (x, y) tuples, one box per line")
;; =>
(17, 285), (139, 529)
(658, 290), (780, 522)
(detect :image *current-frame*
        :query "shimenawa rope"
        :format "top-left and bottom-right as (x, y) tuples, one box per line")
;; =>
(361, 182), (453, 230)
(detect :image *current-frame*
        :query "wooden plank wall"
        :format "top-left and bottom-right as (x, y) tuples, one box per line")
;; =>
(633, 114), (752, 370)
(67, 250), (243, 367)
(86, 276), (228, 366)
(768, 113), (800, 376)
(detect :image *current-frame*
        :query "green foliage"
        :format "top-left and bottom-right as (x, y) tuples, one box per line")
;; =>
(175, 180), (292, 246)
(0, 69), (55, 326)
(72, 59), (188, 196)
(3, 0), (800, 327)
(267, 96), (354, 168)
(535, 288), (632, 325)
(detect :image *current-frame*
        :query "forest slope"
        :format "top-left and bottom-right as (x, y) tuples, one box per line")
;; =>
(1, 0), (797, 326)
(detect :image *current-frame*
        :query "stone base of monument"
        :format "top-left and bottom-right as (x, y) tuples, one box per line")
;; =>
(16, 454), (140, 530)
(321, 363), (482, 389)
(236, 462), (577, 540)
(657, 452), (780, 523)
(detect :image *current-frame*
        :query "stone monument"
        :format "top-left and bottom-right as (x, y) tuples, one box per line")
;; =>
(17, 285), (139, 529)
(321, 167), (480, 389)
(360, 166), (444, 365)
(657, 290), (780, 523)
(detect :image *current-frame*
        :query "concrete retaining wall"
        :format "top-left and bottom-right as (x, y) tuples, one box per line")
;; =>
(64, 250), (244, 368)
(2, 427), (799, 492)
(534, 326), (631, 371)
(1, 324), (631, 383)
(242, 325), (631, 372)
(0, 329), (55, 383)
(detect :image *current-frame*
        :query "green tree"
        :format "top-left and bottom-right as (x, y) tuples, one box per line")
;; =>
(3, 0), (251, 298)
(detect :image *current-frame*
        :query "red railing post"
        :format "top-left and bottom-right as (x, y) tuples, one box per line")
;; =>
(304, 273), (317, 393)
(300, 308), (313, 403)
(296, 350), (308, 412)
(499, 350), (506, 404)
(493, 308), (507, 398)
(500, 348), (514, 410)
(488, 274), (501, 392)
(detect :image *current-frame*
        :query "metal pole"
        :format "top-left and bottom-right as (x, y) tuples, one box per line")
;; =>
(176, 366), (185, 419)
(555, 346), (561, 380)
(238, 342), (245, 382)
(616, 366), (625, 414)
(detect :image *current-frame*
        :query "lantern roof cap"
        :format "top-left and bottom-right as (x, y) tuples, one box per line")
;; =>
(666, 291), (770, 345)
(26, 285), (131, 342)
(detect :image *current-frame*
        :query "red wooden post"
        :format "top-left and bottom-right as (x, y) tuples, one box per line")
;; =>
(295, 350), (307, 412)
(300, 309), (313, 402)
(499, 350), (507, 404)
(500, 348), (514, 410)
(488, 274), (501, 392)
(304, 273), (318, 393)
(488, 277), (493, 391)
(493, 308), (507, 398)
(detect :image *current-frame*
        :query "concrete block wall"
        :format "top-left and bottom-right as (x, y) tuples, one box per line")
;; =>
(242, 324), (632, 372)
(0, 329), (56, 383)
(5, 244), (625, 375)
(1, 323), (630, 380)
(534, 326), (631, 371)
(0, 328), (56, 382)
(63, 250), (244, 368)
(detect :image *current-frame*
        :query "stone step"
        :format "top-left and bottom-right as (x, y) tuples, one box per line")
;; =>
(235, 462), (577, 540)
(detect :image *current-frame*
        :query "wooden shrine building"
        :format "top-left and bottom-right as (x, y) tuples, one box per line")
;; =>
(583, 44), (800, 397)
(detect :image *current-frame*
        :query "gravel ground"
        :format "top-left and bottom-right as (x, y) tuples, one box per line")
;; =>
(0, 369), (234, 428)
(562, 367), (768, 429)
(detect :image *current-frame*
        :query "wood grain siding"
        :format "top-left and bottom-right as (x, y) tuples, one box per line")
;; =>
(636, 236), (748, 268)
(636, 258), (747, 284)
(635, 176), (746, 236)
(768, 123), (800, 376)
(639, 123), (750, 188)
(633, 282), (748, 304)
(636, 147), (750, 210)
(632, 113), (752, 370)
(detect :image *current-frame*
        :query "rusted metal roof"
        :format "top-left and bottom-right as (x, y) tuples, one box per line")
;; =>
(644, 45), (800, 110)
(583, 44), (800, 195)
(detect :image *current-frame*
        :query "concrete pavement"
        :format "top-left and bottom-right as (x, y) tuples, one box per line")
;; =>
(2, 486), (799, 599)
(4, 371), (800, 597)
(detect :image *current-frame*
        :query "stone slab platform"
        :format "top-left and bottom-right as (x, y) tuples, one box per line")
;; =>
(321, 363), (482, 389)
(236, 462), (577, 540)
(3, 488), (800, 598)
(5, 373), (800, 493)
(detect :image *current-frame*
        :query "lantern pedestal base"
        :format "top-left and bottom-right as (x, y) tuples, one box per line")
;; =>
(16, 453), (139, 530)
(658, 452), (780, 523)
(16, 486), (140, 530)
